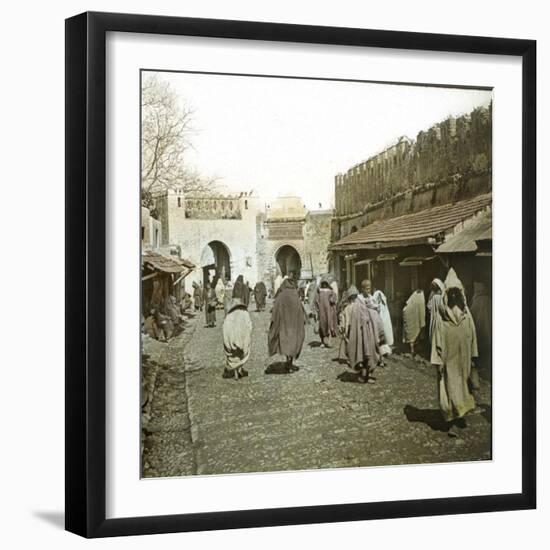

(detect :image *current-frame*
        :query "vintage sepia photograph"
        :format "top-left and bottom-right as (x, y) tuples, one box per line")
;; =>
(140, 70), (493, 478)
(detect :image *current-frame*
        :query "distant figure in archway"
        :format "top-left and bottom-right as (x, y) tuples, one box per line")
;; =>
(232, 275), (250, 309)
(215, 277), (226, 308)
(268, 278), (306, 373)
(253, 281), (267, 312)
(275, 245), (302, 280)
(193, 281), (203, 311)
(204, 282), (217, 328)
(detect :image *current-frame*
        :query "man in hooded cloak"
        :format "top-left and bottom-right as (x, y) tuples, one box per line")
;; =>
(346, 288), (380, 383)
(253, 281), (267, 311)
(313, 278), (338, 347)
(268, 278), (306, 373)
(232, 275), (250, 308)
(431, 268), (479, 437)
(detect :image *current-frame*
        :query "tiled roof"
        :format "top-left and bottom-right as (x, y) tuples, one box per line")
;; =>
(436, 210), (492, 254)
(330, 193), (492, 250)
(142, 250), (195, 273)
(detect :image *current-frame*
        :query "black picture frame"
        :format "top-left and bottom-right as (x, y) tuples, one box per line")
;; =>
(65, 11), (536, 538)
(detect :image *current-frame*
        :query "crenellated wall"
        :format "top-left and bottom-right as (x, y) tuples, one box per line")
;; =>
(333, 104), (492, 242)
(154, 189), (333, 291)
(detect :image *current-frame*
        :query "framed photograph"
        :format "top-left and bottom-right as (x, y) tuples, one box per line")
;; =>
(65, 11), (536, 538)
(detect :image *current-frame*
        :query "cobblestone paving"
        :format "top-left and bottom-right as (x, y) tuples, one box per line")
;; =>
(141, 326), (197, 478)
(142, 301), (491, 478)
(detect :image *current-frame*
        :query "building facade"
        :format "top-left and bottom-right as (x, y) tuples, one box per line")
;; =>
(330, 104), (493, 345)
(155, 190), (332, 292)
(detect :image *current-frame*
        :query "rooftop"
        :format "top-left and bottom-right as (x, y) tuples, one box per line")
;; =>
(330, 193), (492, 250)
(142, 250), (195, 274)
(436, 210), (492, 254)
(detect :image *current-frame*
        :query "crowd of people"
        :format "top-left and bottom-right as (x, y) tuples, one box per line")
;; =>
(142, 277), (193, 342)
(213, 268), (489, 438)
(146, 266), (490, 438)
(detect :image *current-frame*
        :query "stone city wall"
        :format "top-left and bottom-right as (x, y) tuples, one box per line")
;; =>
(303, 210), (333, 276)
(333, 104), (492, 242)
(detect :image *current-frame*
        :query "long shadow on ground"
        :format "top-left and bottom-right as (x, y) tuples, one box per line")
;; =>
(403, 404), (449, 432)
(265, 362), (297, 375)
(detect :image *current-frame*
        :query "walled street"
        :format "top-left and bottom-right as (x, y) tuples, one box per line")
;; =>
(142, 301), (492, 478)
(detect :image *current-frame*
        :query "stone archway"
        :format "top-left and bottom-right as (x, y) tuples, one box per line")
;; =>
(275, 245), (302, 279)
(201, 240), (231, 285)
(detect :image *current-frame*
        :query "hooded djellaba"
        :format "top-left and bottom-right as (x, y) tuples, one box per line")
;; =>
(268, 278), (306, 372)
(337, 285), (359, 366)
(313, 277), (338, 347)
(427, 278), (445, 344)
(232, 275), (250, 308)
(346, 291), (380, 383)
(222, 298), (252, 380)
(431, 268), (480, 437)
(402, 288), (426, 354)
(253, 281), (267, 312)
(372, 289), (394, 352)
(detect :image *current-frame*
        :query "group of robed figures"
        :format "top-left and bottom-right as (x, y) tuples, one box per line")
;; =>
(200, 266), (489, 438)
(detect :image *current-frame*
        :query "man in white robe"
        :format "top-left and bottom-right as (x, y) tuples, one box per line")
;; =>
(431, 268), (479, 437)
(222, 298), (252, 380)
(402, 289), (426, 355)
(373, 289), (394, 352)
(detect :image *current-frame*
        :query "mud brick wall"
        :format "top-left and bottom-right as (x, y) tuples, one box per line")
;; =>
(303, 211), (333, 276)
(333, 104), (492, 241)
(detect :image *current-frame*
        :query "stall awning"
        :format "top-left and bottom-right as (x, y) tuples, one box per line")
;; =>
(399, 256), (436, 267)
(376, 253), (398, 262)
(329, 193), (491, 251)
(354, 259), (373, 266)
(436, 211), (492, 254)
(142, 250), (195, 274)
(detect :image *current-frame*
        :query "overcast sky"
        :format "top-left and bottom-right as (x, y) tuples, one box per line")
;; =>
(154, 71), (492, 210)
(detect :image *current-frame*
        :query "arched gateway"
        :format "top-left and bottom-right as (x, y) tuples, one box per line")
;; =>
(275, 245), (302, 278)
(201, 240), (231, 285)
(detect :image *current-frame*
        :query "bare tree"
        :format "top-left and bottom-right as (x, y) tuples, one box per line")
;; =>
(141, 74), (216, 210)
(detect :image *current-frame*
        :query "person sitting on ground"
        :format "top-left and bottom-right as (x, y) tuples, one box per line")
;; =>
(222, 298), (252, 381)
(149, 307), (172, 342)
(180, 292), (193, 314)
